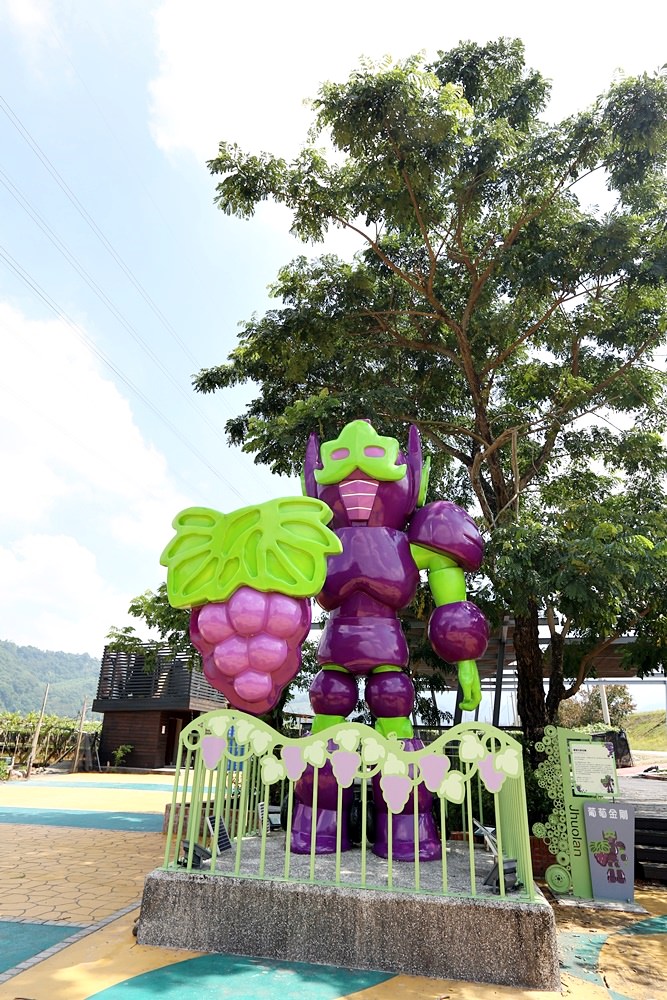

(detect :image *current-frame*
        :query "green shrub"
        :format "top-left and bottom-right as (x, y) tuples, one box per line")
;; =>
(111, 744), (133, 769)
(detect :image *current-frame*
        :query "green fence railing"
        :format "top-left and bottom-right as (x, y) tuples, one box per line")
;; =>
(162, 710), (536, 901)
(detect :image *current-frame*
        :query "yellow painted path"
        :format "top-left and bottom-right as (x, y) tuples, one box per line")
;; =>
(0, 772), (665, 1000)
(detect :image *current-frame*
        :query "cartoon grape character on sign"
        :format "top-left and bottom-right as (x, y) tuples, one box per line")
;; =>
(161, 420), (489, 860)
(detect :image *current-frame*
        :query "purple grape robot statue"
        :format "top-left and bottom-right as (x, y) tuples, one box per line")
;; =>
(161, 419), (489, 862)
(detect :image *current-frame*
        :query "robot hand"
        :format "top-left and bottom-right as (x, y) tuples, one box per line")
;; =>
(427, 601), (488, 712)
(456, 659), (482, 712)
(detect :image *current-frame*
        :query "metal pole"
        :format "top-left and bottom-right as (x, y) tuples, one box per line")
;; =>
(599, 684), (611, 726)
(25, 683), (49, 780)
(492, 623), (508, 727)
(453, 683), (463, 726)
(71, 697), (87, 773)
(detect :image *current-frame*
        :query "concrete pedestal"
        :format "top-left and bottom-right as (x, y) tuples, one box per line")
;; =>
(137, 869), (560, 990)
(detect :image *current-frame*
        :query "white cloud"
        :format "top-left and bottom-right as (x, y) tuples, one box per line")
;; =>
(0, 0), (58, 70)
(148, 0), (667, 165)
(0, 300), (190, 653)
(3, 0), (51, 35)
(0, 301), (188, 543)
(0, 533), (132, 656)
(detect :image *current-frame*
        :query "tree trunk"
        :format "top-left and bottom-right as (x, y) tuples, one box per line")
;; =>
(513, 599), (547, 763)
(545, 631), (566, 723)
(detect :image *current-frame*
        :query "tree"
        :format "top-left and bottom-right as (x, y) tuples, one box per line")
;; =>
(195, 40), (667, 742)
(106, 583), (197, 668)
(557, 684), (636, 728)
(485, 474), (667, 729)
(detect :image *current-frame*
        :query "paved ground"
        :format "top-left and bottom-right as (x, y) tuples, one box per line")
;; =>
(0, 767), (665, 1000)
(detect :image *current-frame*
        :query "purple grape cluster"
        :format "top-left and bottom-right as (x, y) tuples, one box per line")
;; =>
(190, 586), (311, 714)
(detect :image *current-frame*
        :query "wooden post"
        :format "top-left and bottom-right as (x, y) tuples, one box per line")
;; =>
(71, 698), (87, 774)
(25, 683), (49, 780)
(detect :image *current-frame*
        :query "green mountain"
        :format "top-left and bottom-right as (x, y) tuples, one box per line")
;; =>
(0, 639), (101, 718)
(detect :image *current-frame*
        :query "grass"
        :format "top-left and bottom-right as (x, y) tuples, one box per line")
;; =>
(624, 711), (667, 752)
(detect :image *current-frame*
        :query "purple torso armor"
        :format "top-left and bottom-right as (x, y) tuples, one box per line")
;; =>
(317, 527), (419, 673)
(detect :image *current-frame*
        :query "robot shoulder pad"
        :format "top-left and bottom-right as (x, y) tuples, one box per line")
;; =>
(407, 501), (484, 572)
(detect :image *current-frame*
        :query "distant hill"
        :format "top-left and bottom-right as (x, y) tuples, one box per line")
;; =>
(625, 711), (667, 752)
(0, 639), (101, 718)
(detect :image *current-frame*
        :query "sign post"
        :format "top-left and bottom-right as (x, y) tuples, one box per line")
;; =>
(534, 727), (635, 901)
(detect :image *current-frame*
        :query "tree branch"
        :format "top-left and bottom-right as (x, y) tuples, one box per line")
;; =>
(564, 608), (652, 699)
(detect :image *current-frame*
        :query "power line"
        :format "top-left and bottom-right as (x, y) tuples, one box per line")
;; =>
(45, 15), (188, 283)
(37, 14), (253, 434)
(0, 242), (248, 503)
(0, 94), (200, 368)
(0, 164), (249, 457)
(0, 93), (276, 495)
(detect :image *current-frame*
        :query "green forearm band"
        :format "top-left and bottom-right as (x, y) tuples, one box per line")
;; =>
(429, 566), (466, 606)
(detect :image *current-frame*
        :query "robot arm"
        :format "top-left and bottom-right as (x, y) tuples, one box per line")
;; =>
(408, 501), (489, 712)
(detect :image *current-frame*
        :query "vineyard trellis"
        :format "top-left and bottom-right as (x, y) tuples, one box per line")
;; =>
(0, 711), (101, 769)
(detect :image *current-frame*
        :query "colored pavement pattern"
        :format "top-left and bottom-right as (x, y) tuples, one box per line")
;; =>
(0, 771), (666, 1000)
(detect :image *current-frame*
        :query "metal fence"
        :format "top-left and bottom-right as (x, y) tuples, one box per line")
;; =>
(162, 709), (535, 901)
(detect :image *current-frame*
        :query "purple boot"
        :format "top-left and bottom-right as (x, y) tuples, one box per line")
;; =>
(366, 671), (441, 861)
(291, 669), (358, 854)
(290, 756), (355, 854)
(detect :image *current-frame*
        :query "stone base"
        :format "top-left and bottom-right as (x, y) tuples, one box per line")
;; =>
(137, 869), (560, 990)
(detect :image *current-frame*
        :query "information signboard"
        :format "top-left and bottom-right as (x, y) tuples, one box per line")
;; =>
(570, 741), (618, 797)
(583, 801), (635, 902)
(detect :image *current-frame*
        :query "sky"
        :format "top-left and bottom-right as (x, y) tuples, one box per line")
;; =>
(0, 0), (665, 718)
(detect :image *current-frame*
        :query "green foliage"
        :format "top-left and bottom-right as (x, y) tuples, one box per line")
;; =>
(197, 40), (667, 736)
(0, 710), (100, 766)
(557, 685), (636, 728)
(106, 583), (197, 670)
(0, 639), (101, 717)
(111, 743), (133, 769)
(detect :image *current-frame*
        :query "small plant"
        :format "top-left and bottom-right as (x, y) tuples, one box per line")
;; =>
(112, 744), (133, 770)
(0, 758), (10, 781)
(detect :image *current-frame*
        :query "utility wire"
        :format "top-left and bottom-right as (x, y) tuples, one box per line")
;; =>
(0, 95), (199, 368)
(0, 242), (248, 503)
(38, 14), (254, 435)
(0, 84), (284, 495)
(0, 164), (251, 459)
(0, 100), (273, 492)
(45, 16), (189, 294)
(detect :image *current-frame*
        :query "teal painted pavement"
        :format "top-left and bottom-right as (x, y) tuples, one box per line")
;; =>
(558, 920), (667, 1000)
(0, 807), (163, 831)
(0, 920), (86, 974)
(88, 954), (392, 999)
(24, 780), (189, 792)
(558, 931), (611, 989)
(616, 913), (667, 935)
